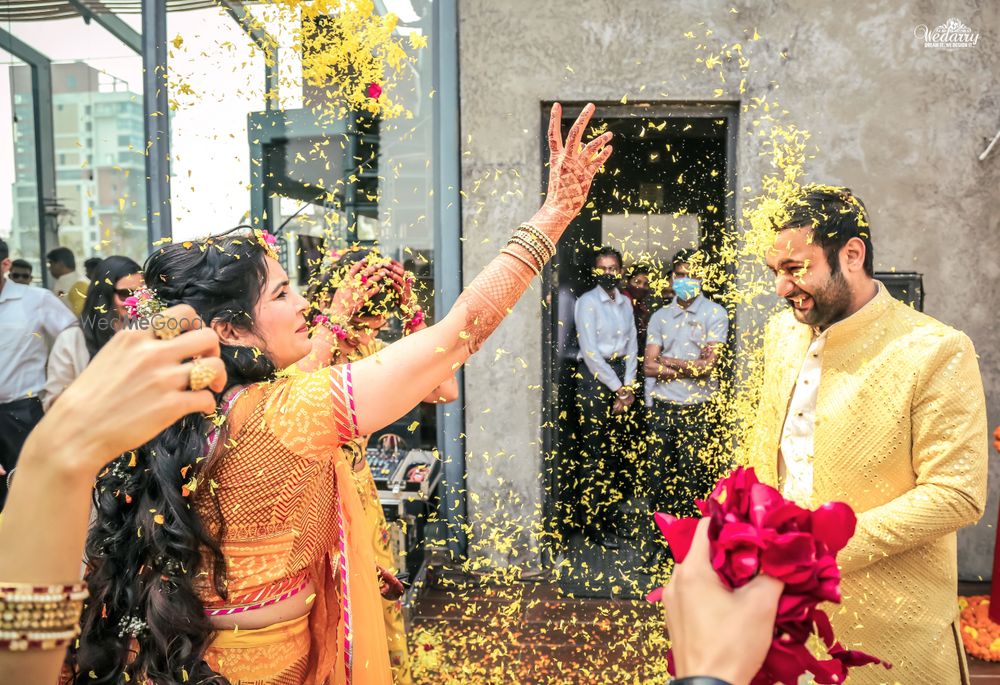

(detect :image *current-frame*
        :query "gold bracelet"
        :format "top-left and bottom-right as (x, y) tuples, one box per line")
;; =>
(511, 227), (554, 263)
(516, 223), (557, 260)
(513, 228), (555, 264)
(0, 582), (87, 650)
(0, 599), (84, 631)
(0, 626), (80, 651)
(507, 235), (547, 270)
(500, 247), (541, 277)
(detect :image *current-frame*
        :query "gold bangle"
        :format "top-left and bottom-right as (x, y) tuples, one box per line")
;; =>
(507, 235), (547, 269)
(510, 229), (552, 263)
(513, 228), (555, 264)
(500, 248), (541, 277)
(517, 223), (556, 260)
(0, 582), (87, 644)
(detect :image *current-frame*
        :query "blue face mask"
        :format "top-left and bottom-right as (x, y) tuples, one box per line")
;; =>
(673, 277), (702, 301)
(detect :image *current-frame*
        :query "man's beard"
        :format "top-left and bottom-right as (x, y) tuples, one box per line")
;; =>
(790, 268), (852, 329)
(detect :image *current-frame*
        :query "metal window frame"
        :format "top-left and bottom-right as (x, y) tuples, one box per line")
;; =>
(67, 0), (142, 54)
(0, 29), (58, 288)
(431, 0), (466, 558)
(141, 0), (171, 245)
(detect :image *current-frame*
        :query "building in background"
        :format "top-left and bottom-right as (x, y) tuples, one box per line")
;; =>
(9, 62), (145, 274)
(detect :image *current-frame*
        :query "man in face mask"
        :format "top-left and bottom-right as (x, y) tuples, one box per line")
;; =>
(643, 248), (729, 564)
(573, 246), (639, 549)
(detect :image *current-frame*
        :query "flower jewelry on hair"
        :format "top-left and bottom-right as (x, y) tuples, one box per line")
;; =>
(647, 467), (891, 685)
(253, 228), (279, 260)
(312, 314), (349, 340)
(117, 614), (148, 639)
(122, 286), (165, 320)
(403, 304), (424, 335)
(366, 82), (383, 99)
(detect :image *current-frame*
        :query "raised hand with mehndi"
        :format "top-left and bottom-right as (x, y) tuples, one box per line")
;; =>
(347, 102), (612, 436)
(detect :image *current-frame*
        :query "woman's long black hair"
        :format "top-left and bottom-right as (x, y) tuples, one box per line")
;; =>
(81, 256), (142, 358)
(70, 233), (278, 684)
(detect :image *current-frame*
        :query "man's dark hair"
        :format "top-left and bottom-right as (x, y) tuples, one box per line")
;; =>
(778, 185), (874, 277)
(0, 239), (8, 262)
(627, 262), (650, 279)
(47, 246), (76, 270)
(11, 259), (31, 272)
(594, 246), (623, 269)
(671, 248), (699, 271)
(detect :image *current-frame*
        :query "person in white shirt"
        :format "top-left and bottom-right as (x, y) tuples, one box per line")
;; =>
(47, 246), (89, 316)
(9, 259), (33, 285)
(573, 246), (638, 549)
(644, 249), (729, 561)
(44, 256), (143, 411)
(0, 238), (76, 506)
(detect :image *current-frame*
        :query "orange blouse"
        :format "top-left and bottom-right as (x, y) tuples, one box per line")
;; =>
(194, 364), (392, 685)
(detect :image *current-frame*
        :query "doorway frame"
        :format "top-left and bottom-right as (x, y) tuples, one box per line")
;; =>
(537, 101), (740, 556)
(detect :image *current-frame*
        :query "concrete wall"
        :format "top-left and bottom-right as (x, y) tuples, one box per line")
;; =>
(458, 0), (1000, 577)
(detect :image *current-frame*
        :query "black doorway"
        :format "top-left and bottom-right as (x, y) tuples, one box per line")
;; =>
(540, 102), (738, 597)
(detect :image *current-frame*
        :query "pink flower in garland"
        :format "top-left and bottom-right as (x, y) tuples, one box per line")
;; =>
(648, 467), (890, 685)
(123, 295), (140, 319)
(312, 314), (349, 341)
(366, 82), (383, 99)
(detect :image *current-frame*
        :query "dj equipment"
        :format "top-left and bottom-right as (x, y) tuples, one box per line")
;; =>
(363, 446), (442, 606)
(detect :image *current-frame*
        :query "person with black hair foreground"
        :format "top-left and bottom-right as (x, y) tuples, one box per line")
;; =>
(0, 238), (76, 508)
(9, 258), (33, 285)
(644, 248), (728, 562)
(745, 184), (987, 684)
(573, 245), (639, 549)
(621, 262), (654, 350)
(46, 247), (89, 316)
(59, 102), (610, 685)
(0, 304), (227, 685)
(83, 257), (102, 283)
(42, 256), (143, 410)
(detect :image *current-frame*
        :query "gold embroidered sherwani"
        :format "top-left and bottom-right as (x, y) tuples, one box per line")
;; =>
(745, 284), (988, 684)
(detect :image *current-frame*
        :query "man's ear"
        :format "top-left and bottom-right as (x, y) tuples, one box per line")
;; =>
(842, 236), (868, 274)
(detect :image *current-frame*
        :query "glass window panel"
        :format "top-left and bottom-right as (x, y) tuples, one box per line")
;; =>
(0, 51), (41, 281)
(3, 16), (148, 265)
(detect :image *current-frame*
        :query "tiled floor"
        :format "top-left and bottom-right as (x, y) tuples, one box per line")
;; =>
(406, 571), (1000, 683)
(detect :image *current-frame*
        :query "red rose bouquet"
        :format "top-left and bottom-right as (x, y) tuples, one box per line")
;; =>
(647, 467), (891, 685)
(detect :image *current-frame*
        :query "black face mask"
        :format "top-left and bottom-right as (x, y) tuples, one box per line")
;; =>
(596, 274), (620, 290)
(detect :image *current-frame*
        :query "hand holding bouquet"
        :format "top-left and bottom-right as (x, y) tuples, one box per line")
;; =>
(648, 467), (890, 685)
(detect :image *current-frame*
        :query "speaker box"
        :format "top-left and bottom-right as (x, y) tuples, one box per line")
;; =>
(875, 272), (924, 311)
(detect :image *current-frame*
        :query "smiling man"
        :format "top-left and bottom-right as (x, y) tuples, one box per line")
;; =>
(745, 185), (987, 684)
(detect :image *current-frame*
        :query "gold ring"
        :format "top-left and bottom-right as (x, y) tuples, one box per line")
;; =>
(189, 359), (216, 392)
(152, 315), (181, 340)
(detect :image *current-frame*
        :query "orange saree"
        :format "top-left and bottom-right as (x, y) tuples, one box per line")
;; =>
(194, 363), (393, 685)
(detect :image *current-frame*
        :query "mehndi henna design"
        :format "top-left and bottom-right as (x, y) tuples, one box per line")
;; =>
(454, 103), (613, 355)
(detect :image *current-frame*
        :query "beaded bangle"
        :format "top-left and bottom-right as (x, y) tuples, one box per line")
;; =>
(510, 228), (554, 263)
(500, 247), (541, 277)
(312, 313), (351, 341)
(516, 223), (556, 260)
(0, 628), (78, 651)
(507, 235), (547, 271)
(0, 582), (87, 651)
